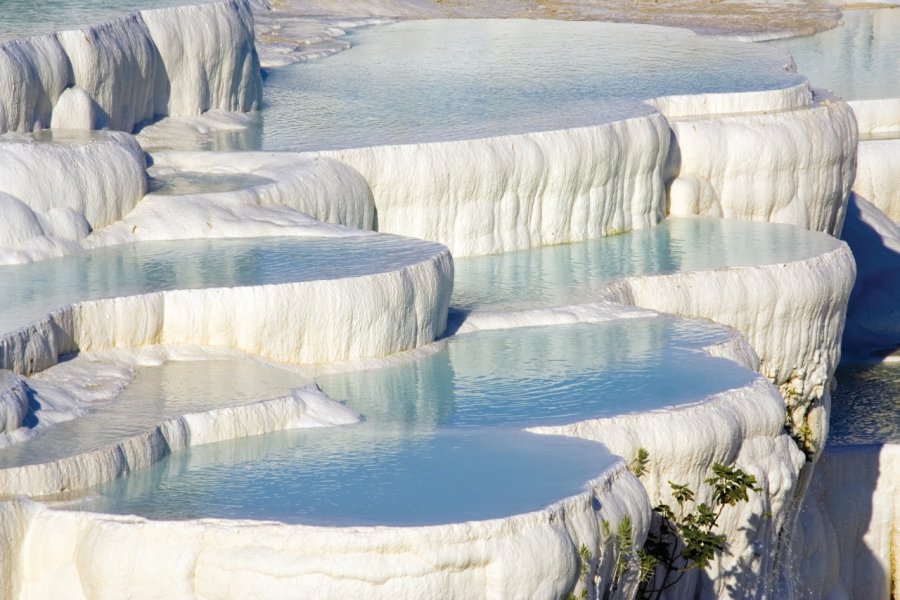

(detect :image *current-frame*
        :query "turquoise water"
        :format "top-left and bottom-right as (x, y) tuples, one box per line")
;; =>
(453, 218), (840, 311)
(68, 319), (760, 525)
(0, 0), (216, 39)
(0, 358), (311, 469)
(767, 9), (900, 100)
(254, 19), (804, 151)
(0, 234), (445, 335)
(830, 362), (900, 446)
(147, 171), (275, 195)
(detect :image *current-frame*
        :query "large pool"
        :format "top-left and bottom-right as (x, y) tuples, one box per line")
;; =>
(767, 8), (900, 100)
(0, 234), (445, 335)
(453, 217), (840, 311)
(66, 318), (760, 525)
(251, 19), (804, 151)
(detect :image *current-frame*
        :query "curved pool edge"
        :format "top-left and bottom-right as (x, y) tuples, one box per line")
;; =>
(0, 458), (649, 599)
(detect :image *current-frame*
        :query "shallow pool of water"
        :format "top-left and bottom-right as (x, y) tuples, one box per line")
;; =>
(767, 9), (900, 100)
(72, 427), (613, 526)
(64, 319), (760, 525)
(0, 357), (311, 469)
(452, 217), (840, 311)
(147, 171), (275, 195)
(830, 362), (900, 445)
(0, 234), (444, 335)
(252, 19), (804, 151)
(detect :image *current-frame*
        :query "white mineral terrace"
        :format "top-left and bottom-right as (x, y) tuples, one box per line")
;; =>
(0, 0), (897, 598)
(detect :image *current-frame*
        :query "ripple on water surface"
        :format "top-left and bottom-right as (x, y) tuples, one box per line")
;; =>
(767, 9), (900, 100)
(255, 19), (804, 151)
(63, 319), (761, 525)
(830, 362), (900, 446)
(452, 217), (840, 311)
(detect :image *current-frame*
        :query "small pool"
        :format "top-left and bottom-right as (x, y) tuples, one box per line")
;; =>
(767, 9), (900, 100)
(0, 234), (445, 335)
(147, 171), (275, 196)
(251, 19), (804, 151)
(64, 319), (761, 525)
(830, 362), (900, 446)
(0, 357), (311, 469)
(452, 217), (840, 311)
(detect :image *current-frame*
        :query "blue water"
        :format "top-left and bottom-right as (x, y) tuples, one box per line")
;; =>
(0, 234), (446, 335)
(830, 362), (900, 446)
(453, 217), (840, 311)
(767, 9), (900, 100)
(254, 19), (804, 151)
(68, 319), (761, 525)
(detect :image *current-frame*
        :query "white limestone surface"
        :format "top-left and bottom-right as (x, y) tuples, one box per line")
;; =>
(0, 245), (452, 376)
(136, 150), (374, 231)
(0, 132), (146, 264)
(854, 138), (900, 221)
(602, 242), (855, 456)
(0, 0), (260, 135)
(849, 98), (900, 138)
(667, 101), (858, 237)
(0, 384), (359, 498)
(533, 376), (804, 599)
(0, 462), (649, 600)
(0, 359), (133, 448)
(650, 80), (813, 119)
(792, 444), (900, 599)
(320, 112), (670, 257)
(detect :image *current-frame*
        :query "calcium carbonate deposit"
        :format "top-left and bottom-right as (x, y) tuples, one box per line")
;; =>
(0, 0), (897, 598)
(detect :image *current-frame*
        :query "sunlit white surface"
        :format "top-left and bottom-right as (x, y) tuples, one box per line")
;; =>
(0, 234), (445, 335)
(0, 0), (218, 39)
(0, 358), (311, 469)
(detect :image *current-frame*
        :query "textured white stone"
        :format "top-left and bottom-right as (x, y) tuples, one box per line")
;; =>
(1, 462), (648, 600)
(602, 243), (856, 454)
(0, 245), (453, 375)
(533, 377), (805, 599)
(321, 112), (671, 257)
(651, 81), (813, 119)
(792, 444), (900, 600)
(0, 384), (359, 498)
(849, 98), (900, 138)
(0, 133), (146, 229)
(666, 101), (858, 237)
(0, 0), (261, 135)
(854, 138), (900, 221)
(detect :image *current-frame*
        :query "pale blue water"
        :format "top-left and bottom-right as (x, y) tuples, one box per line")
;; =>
(767, 9), (900, 100)
(70, 319), (761, 525)
(0, 235), (445, 335)
(254, 19), (804, 151)
(0, 358), (312, 469)
(0, 0), (216, 39)
(830, 363), (900, 446)
(147, 171), (275, 195)
(453, 217), (841, 311)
